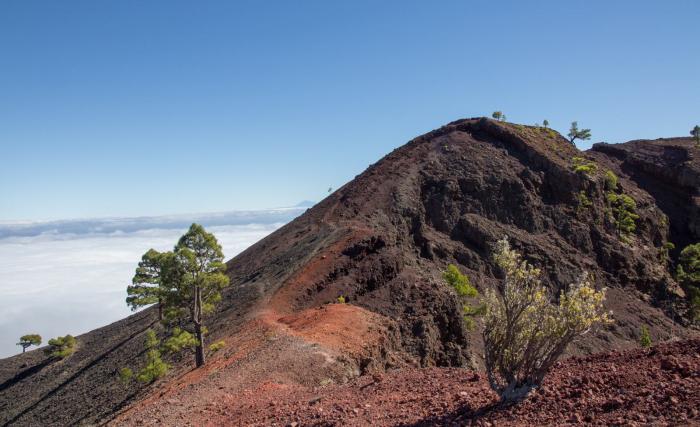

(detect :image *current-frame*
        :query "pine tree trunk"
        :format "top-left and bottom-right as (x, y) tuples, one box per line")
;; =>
(158, 299), (163, 321)
(194, 285), (205, 367)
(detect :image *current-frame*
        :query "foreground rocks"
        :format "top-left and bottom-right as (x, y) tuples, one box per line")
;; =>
(217, 339), (700, 426)
(114, 339), (699, 426)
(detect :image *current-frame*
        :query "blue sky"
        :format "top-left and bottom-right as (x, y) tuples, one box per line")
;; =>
(2, 0), (699, 221)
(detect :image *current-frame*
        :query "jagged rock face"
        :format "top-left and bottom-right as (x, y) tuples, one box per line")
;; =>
(590, 138), (700, 251)
(1, 118), (697, 426)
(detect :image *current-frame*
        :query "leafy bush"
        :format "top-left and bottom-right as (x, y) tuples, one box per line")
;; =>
(576, 191), (593, 215)
(443, 264), (482, 330)
(119, 367), (133, 384)
(443, 264), (478, 297)
(483, 238), (612, 402)
(571, 157), (598, 176)
(639, 326), (652, 348)
(136, 330), (169, 383)
(47, 335), (76, 359)
(659, 242), (675, 264)
(208, 340), (226, 352)
(606, 193), (639, 237)
(677, 243), (700, 322)
(604, 170), (618, 191)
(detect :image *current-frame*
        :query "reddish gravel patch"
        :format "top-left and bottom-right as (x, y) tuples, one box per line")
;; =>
(206, 339), (699, 426)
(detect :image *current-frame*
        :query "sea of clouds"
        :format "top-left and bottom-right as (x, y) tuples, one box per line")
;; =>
(0, 206), (309, 358)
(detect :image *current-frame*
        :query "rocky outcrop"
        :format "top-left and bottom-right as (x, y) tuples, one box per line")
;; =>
(590, 138), (700, 250)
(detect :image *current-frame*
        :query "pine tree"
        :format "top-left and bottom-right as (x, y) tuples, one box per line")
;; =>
(17, 334), (41, 353)
(568, 121), (592, 145)
(171, 224), (230, 367)
(127, 249), (167, 320)
(691, 125), (700, 145)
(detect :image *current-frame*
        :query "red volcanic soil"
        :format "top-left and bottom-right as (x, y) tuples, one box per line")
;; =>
(114, 339), (699, 426)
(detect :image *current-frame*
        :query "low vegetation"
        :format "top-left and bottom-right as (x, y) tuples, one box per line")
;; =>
(639, 326), (652, 348)
(46, 335), (76, 359)
(17, 334), (41, 353)
(208, 340), (226, 352)
(576, 190), (593, 216)
(483, 237), (612, 402)
(677, 243), (700, 323)
(135, 330), (169, 383)
(571, 156), (598, 176)
(443, 264), (483, 330)
(659, 241), (675, 264)
(118, 367), (133, 385)
(606, 192), (639, 237)
(604, 170), (618, 191)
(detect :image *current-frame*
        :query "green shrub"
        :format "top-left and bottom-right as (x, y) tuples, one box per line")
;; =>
(208, 340), (226, 352)
(47, 335), (76, 359)
(571, 157), (598, 176)
(659, 242), (675, 263)
(604, 170), (618, 191)
(639, 326), (652, 348)
(162, 327), (198, 353)
(443, 264), (478, 297)
(576, 191), (593, 215)
(119, 367), (133, 384)
(677, 243), (700, 322)
(443, 264), (482, 330)
(606, 192), (639, 237)
(483, 238), (612, 402)
(136, 330), (169, 383)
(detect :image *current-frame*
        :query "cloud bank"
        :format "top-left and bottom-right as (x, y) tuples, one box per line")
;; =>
(0, 207), (308, 358)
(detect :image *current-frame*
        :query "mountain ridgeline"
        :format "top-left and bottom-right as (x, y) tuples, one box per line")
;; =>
(1, 118), (698, 426)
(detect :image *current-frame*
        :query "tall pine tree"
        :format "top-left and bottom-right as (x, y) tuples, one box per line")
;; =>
(173, 224), (229, 367)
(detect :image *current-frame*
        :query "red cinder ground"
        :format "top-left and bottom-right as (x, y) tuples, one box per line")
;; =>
(114, 339), (699, 426)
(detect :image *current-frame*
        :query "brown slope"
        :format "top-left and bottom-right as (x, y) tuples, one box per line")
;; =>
(1, 118), (698, 426)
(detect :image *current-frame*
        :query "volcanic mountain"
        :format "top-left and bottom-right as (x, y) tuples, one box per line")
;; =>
(1, 118), (698, 426)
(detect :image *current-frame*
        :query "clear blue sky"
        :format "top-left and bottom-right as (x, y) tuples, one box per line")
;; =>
(2, 1), (698, 221)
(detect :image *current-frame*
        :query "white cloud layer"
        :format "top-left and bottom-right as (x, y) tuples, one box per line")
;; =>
(0, 208), (306, 358)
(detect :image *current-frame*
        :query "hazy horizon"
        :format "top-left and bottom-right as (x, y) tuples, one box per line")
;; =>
(0, 206), (307, 358)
